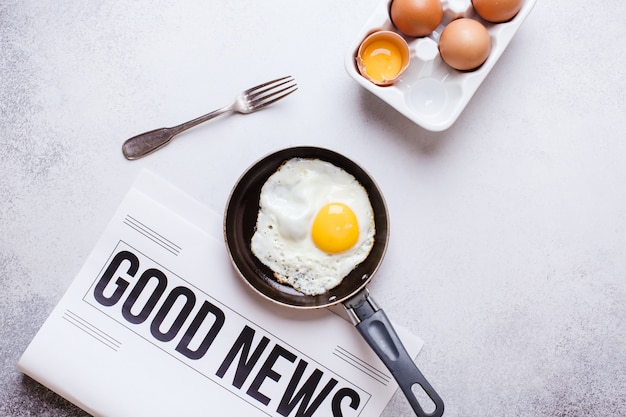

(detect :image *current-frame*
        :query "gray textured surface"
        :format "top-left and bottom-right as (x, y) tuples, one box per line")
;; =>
(2, 1), (626, 416)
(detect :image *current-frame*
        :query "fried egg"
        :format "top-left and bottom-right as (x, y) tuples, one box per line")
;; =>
(251, 158), (375, 296)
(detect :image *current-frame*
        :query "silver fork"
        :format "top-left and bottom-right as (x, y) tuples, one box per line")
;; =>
(122, 76), (297, 160)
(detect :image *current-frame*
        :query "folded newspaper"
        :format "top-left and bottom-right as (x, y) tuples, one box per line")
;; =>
(18, 169), (423, 417)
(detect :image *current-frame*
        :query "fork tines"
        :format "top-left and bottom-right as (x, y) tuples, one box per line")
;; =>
(247, 76), (298, 109)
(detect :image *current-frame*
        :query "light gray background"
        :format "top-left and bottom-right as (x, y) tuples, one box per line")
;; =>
(1, 1), (625, 416)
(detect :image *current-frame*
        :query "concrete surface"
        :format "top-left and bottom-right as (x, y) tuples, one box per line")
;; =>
(1, 1), (625, 416)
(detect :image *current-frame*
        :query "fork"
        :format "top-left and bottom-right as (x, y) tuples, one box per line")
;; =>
(122, 76), (297, 160)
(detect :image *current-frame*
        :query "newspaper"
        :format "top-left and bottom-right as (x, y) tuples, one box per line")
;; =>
(18, 169), (423, 417)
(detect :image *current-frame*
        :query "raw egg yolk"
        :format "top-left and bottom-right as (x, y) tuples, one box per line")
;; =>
(311, 203), (359, 254)
(360, 39), (404, 84)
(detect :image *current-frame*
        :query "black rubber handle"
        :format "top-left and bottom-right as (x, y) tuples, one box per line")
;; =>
(345, 292), (444, 417)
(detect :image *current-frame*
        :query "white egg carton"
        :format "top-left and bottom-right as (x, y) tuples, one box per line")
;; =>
(345, 0), (537, 131)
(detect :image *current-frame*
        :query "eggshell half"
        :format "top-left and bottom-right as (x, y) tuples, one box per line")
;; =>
(356, 31), (410, 86)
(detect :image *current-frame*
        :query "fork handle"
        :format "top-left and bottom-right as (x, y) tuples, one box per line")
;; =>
(122, 105), (232, 160)
(122, 127), (176, 160)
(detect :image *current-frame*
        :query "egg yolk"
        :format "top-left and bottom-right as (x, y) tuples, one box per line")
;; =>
(311, 203), (359, 254)
(361, 39), (404, 84)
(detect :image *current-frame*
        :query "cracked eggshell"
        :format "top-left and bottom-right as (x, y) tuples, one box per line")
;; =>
(356, 30), (411, 86)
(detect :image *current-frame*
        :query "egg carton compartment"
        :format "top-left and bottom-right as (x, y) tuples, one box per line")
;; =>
(345, 0), (537, 131)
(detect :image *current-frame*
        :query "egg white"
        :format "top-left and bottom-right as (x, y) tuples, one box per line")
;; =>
(251, 158), (375, 296)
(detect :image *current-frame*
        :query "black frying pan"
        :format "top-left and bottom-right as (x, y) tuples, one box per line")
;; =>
(224, 146), (444, 417)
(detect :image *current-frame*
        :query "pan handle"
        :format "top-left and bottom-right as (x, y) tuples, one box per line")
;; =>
(344, 289), (444, 417)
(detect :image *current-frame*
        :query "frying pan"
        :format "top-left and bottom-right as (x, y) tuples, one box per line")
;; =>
(224, 146), (444, 417)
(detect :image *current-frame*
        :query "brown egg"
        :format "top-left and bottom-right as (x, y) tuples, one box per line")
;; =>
(472, 0), (522, 23)
(390, 0), (443, 37)
(438, 18), (491, 71)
